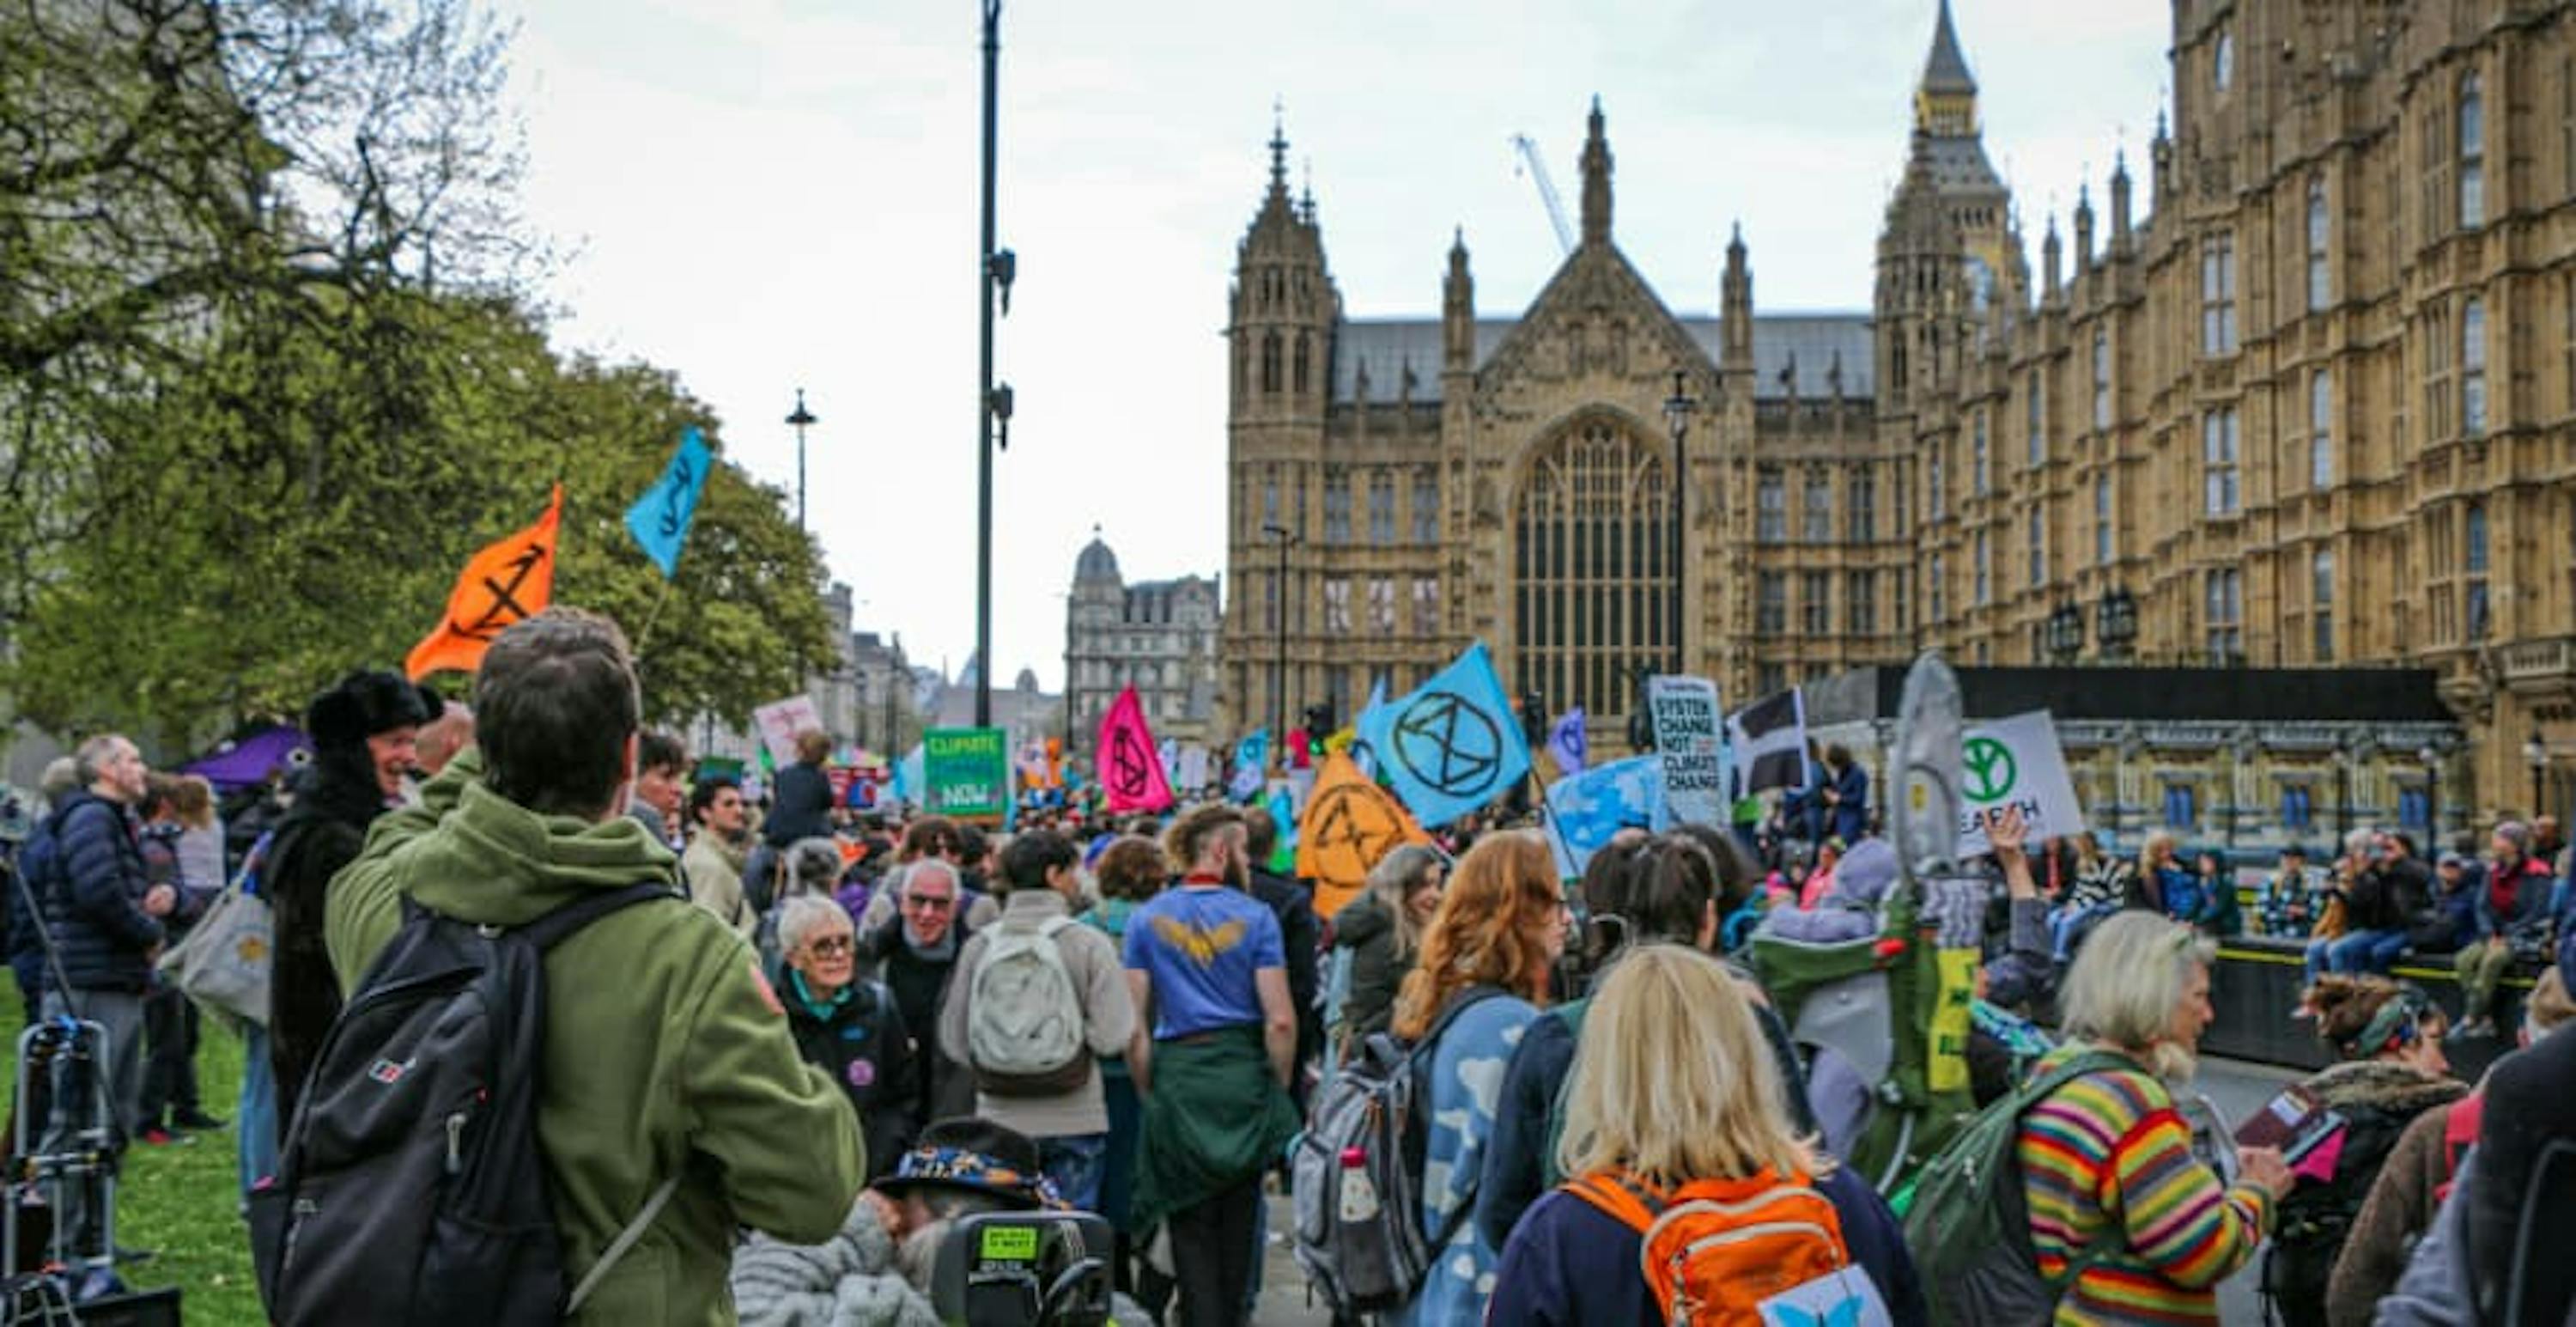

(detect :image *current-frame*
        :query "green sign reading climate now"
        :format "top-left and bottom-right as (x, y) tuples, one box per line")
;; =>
(922, 727), (1009, 820)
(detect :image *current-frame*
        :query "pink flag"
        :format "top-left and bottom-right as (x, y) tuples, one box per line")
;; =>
(1096, 686), (1176, 813)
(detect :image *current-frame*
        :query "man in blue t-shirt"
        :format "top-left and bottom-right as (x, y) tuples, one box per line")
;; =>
(1122, 805), (1298, 1327)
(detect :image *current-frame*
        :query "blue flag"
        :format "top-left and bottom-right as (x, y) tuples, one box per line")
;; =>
(1230, 730), (1269, 802)
(1545, 756), (1669, 878)
(1267, 785), (1298, 854)
(623, 426), (714, 578)
(1356, 641), (1532, 828)
(1546, 707), (1589, 776)
(892, 742), (926, 807)
(1352, 677), (1391, 777)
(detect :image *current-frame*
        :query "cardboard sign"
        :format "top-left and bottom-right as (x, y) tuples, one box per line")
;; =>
(752, 695), (825, 767)
(1647, 675), (1726, 828)
(922, 727), (1010, 821)
(1953, 709), (2087, 856)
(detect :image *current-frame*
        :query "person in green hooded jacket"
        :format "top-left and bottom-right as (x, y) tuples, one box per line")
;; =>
(326, 608), (866, 1324)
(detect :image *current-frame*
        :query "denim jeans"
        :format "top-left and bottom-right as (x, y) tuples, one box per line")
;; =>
(1039, 1131), (1109, 1213)
(2328, 928), (2399, 974)
(239, 1023), (279, 1196)
(2304, 936), (2336, 985)
(2050, 904), (2117, 961)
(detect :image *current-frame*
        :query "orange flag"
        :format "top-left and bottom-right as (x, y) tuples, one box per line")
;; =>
(1296, 750), (1431, 922)
(405, 485), (563, 679)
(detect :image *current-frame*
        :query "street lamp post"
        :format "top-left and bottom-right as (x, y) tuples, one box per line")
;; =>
(2418, 744), (2440, 843)
(1662, 370), (1697, 675)
(785, 389), (817, 531)
(974, 0), (1018, 729)
(2334, 746), (2352, 841)
(1262, 521), (1297, 758)
(2525, 730), (2549, 819)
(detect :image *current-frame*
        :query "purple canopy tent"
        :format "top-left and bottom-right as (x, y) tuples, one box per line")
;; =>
(183, 725), (310, 791)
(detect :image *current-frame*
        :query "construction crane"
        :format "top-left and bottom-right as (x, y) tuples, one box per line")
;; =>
(1510, 133), (1576, 256)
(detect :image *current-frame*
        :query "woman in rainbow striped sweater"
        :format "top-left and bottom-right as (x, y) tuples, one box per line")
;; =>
(2016, 912), (2297, 1323)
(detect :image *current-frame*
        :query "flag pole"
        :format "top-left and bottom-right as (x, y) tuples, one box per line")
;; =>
(631, 576), (677, 656)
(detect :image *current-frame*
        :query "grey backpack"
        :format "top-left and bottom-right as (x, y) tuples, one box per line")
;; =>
(1290, 987), (1500, 1314)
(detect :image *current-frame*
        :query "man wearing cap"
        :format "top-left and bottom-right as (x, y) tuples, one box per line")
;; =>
(264, 669), (441, 1129)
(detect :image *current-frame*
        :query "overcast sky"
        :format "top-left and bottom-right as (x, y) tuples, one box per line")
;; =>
(498, 0), (2171, 691)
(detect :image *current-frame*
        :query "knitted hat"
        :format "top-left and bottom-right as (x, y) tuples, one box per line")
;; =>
(306, 670), (443, 753)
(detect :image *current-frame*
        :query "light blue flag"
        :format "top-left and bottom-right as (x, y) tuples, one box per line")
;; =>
(1230, 730), (1270, 802)
(892, 742), (926, 807)
(1267, 786), (1298, 853)
(1355, 641), (1532, 828)
(1545, 755), (1670, 878)
(1546, 707), (1589, 776)
(1352, 677), (1391, 777)
(623, 426), (714, 578)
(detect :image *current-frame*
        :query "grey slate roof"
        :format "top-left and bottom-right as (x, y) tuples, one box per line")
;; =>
(1329, 313), (1873, 404)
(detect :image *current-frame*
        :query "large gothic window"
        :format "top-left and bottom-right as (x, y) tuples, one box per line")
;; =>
(1513, 418), (1674, 723)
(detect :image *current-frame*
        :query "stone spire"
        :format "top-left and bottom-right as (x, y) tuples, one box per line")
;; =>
(1579, 96), (1613, 247)
(1915, 0), (1979, 135)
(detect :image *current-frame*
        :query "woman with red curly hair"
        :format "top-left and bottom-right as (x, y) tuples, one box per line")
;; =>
(1383, 831), (1571, 1326)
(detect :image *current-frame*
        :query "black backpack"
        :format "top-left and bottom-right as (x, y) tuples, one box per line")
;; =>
(252, 880), (683, 1326)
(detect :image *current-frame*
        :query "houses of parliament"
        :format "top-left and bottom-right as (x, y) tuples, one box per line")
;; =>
(1218, 0), (2576, 821)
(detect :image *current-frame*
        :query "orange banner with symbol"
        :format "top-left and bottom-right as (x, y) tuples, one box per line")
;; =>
(1296, 751), (1431, 922)
(405, 485), (563, 679)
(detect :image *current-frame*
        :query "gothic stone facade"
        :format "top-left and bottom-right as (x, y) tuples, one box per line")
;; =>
(1067, 534), (1223, 746)
(1220, 0), (2576, 824)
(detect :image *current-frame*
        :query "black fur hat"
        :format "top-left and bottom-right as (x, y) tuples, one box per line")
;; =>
(307, 670), (444, 752)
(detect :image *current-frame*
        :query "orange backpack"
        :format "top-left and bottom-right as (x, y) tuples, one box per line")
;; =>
(1566, 1168), (1869, 1324)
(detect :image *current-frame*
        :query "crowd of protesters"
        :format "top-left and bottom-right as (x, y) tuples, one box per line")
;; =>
(3, 615), (2576, 1324)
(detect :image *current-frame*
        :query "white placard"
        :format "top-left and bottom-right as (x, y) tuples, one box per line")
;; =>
(1647, 675), (1727, 828)
(1954, 709), (2087, 856)
(752, 694), (824, 766)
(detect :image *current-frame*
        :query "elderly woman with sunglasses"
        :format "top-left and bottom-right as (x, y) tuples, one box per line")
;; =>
(777, 894), (920, 1180)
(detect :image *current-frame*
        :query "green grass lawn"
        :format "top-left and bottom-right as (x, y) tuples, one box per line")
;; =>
(5, 1014), (262, 1324)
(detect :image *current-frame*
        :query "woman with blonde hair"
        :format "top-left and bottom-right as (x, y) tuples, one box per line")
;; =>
(2017, 910), (2292, 1323)
(1383, 831), (1567, 1326)
(1327, 842), (1444, 1049)
(1487, 944), (1925, 1325)
(167, 774), (225, 894)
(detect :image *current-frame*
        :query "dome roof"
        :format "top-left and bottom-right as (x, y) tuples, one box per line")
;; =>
(1075, 529), (1121, 583)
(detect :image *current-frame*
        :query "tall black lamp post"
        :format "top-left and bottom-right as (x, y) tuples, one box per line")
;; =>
(974, 0), (1018, 728)
(1662, 369), (1697, 675)
(2525, 730), (2549, 819)
(785, 389), (817, 531)
(1262, 521), (1297, 758)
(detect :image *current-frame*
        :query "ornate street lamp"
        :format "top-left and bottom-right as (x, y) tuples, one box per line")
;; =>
(1262, 522), (1297, 759)
(2097, 584), (2139, 661)
(2045, 601), (2084, 664)
(2525, 729), (2549, 819)
(785, 388), (817, 531)
(1662, 369), (1697, 675)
